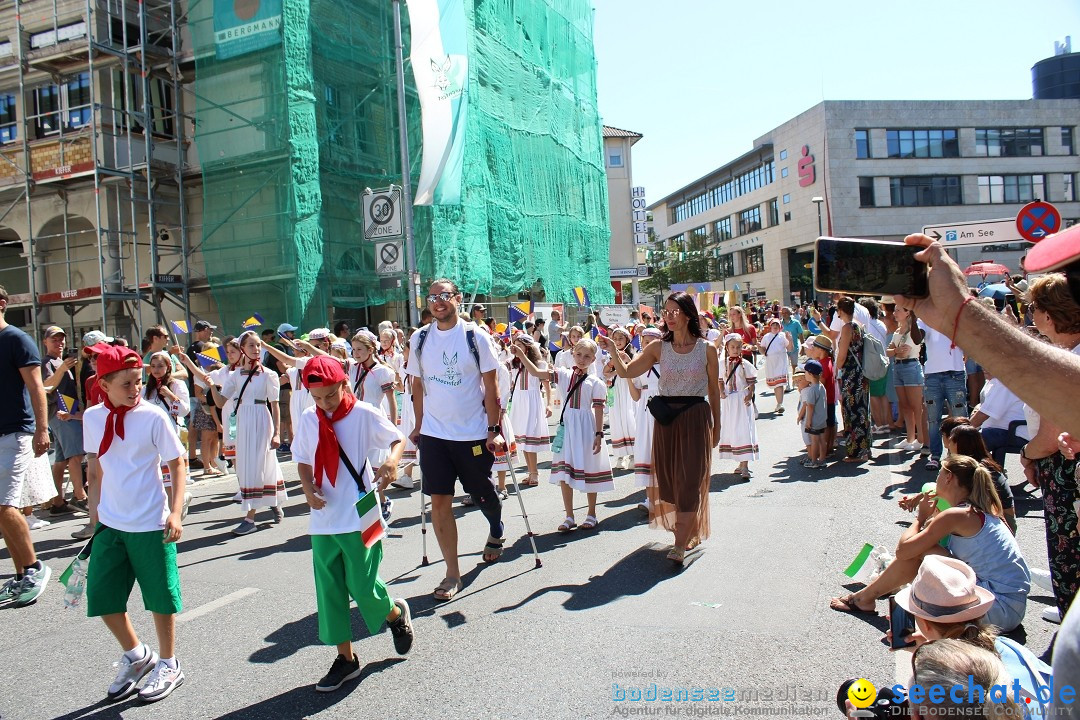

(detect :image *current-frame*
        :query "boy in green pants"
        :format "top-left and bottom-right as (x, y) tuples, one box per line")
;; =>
(82, 345), (187, 703)
(292, 356), (414, 693)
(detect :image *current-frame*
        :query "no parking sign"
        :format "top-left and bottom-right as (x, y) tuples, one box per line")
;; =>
(1016, 201), (1061, 243)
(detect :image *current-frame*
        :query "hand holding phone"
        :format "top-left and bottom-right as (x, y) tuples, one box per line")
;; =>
(888, 596), (917, 649)
(815, 237), (929, 298)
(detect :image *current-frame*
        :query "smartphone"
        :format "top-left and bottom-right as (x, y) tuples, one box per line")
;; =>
(814, 237), (929, 298)
(889, 596), (917, 649)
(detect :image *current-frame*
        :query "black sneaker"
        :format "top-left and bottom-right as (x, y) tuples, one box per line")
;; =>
(388, 598), (414, 655)
(189, 458), (204, 470)
(315, 654), (361, 693)
(49, 502), (77, 515)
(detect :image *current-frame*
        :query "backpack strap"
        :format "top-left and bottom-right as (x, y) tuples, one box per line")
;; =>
(413, 321), (484, 397)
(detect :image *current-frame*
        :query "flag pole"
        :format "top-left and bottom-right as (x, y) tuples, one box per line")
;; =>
(392, 0), (420, 328)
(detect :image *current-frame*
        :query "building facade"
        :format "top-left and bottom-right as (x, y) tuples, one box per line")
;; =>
(603, 125), (644, 304)
(649, 100), (1080, 306)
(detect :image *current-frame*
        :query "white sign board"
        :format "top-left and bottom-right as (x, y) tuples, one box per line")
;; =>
(922, 218), (1024, 248)
(610, 267), (638, 278)
(362, 187), (403, 241)
(632, 186), (649, 244)
(637, 264), (649, 277)
(597, 304), (633, 327)
(375, 240), (404, 275)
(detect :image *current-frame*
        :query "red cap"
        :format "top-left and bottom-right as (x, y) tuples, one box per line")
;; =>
(303, 355), (346, 388)
(1025, 223), (1080, 273)
(82, 342), (112, 357)
(95, 345), (143, 377)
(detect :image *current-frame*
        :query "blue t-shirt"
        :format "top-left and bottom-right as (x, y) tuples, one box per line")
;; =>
(0, 325), (42, 435)
(782, 319), (804, 352)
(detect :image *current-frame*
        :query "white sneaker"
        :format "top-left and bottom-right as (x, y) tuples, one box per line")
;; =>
(108, 646), (158, 701)
(27, 517), (50, 530)
(391, 474), (414, 490)
(1030, 567), (1054, 591)
(181, 492), (193, 520)
(1042, 606), (1062, 624)
(137, 659), (185, 703)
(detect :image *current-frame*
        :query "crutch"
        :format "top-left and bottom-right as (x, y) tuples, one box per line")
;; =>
(499, 419), (542, 568)
(419, 480), (430, 567)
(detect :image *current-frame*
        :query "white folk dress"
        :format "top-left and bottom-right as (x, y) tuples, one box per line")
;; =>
(350, 360), (397, 467)
(760, 330), (790, 387)
(399, 369), (418, 464)
(221, 367), (286, 510)
(492, 356), (517, 474)
(549, 368), (614, 493)
(632, 366), (660, 488)
(717, 357), (760, 460)
(608, 370), (636, 458)
(508, 362), (551, 453)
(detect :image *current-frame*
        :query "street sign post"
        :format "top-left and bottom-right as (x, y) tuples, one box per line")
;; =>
(375, 240), (405, 275)
(1016, 201), (1061, 242)
(922, 218), (1024, 247)
(362, 187), (404, 241)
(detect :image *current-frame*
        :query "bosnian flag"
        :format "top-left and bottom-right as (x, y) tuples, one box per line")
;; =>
(573, 287), (590, 307)
(57, 392), (78, 413)
(195, 346), (224, 368)
(170, 320), (190, 335)
(242, 313), (265, 329)
(508, 300), (532, 323)
(355, 487), (387, 548)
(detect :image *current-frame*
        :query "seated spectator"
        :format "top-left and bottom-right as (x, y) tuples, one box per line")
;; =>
(830, 455), (1030, 631)
(935, 418), (1016, 534)
(970, 371), (1029, 466)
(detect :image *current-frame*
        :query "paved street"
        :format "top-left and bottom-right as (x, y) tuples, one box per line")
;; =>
(0, 390), (1061, 720)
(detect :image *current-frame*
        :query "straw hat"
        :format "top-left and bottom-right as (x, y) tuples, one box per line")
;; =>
(894, 556), (996, 623)
(810, 335), (833, 352)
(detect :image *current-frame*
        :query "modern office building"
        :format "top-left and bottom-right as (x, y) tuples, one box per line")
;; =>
(648, 99), (1080, 305)
(603, 124), (645, 304)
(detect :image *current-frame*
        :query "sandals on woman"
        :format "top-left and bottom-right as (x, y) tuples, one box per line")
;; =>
(482, 535), (504, 564)
(667, 546), (686, 565)
(578, 515), (598, 530)
(557, 517), (577, 533)
(433, 577), (463, 601)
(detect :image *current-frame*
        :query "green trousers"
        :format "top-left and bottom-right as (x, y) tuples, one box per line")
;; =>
(311, 533), (394, 645)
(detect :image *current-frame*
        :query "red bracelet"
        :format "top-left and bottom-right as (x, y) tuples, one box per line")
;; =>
(950, 296), (974, 349)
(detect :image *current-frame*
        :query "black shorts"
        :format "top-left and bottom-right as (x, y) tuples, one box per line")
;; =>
(418, 435), (496, 497)
(826, 403), (837, 427)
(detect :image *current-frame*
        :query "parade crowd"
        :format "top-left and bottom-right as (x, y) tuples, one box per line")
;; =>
(1, 230), (1078, 717)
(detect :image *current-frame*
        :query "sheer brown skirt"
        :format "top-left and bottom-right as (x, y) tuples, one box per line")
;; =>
(649, 400), (712, 540)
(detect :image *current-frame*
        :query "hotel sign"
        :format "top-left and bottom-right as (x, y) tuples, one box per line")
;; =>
(632, 186), (648, 245)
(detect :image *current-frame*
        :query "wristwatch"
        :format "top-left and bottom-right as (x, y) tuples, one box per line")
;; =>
(488, 425), (501, 433)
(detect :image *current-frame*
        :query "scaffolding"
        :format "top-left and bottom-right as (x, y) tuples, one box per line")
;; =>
(0, 0), (193, 342)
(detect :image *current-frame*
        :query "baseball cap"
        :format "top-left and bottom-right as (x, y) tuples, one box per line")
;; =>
(44, 325), (66, 338)
(473, 304), (486, 312)
(804, 359), (823, 376)
(193, 320), (217, 332)
(96, 345), (143, 377)
(277, 323), (298, 334)
(303, 355), (347, 388)
(82, 330), (113, 346)
(1024, 223), (1080, 273)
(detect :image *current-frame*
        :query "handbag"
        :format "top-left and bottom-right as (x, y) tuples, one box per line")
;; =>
(647, 396), (706, 426)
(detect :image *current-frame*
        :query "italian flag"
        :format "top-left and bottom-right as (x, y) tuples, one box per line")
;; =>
(356, 488), (387, 548)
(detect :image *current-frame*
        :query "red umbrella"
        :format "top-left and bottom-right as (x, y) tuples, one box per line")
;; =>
(963, 261), (1010, 278)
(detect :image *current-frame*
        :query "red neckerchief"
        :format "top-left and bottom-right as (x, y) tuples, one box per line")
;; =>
(99, 396), (139, 457)
(314, 392), (356, 489)
(244, 355), (261, 374)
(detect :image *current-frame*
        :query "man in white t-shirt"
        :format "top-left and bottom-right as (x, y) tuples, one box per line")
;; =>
(918, 319), (967, 470)
(405, 279), (507, 602)
(826, 293), (872, 340)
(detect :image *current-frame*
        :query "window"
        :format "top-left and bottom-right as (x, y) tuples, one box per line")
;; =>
(780, 167), (789, 178)
(717, 252), (735, 278)
(889, 176), (962, 207)
(977, 175), (1046, 204)
(975, 128), (1044, 157)
(783, 211), (791, 222)
(66, 73), (91, 129)
(768, 198), (779, 227)
(855, 129), (870, 159)
(1065, 174), (1075, 203)
(743, 247), (764, 274)
(738, 206), (761, 235)
(668, 160), (775, 223)
(0, 94), (16, 143)
(859, 177), (875, 207)
(1063, 127), (1074, 156)
(33, 84), (60, 136)
(608, 152), (623, 168)
(782, 193), (790, 204)
(33, 72), (94, 136)
(779, 149), (788, 161)
(885, 129), (958, 158)
(715, 217), (731, 241)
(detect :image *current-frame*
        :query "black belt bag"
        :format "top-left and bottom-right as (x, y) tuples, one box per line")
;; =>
(647, 395), (706, 426)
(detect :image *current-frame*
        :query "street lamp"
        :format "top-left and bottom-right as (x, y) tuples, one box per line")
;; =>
(811, 196), (824, 237)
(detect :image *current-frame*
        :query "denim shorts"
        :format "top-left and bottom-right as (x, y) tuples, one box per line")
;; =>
(892, 359), (924, 387)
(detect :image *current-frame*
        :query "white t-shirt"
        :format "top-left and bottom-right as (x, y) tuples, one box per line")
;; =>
(405, 321), (500, 441)
(292, 402), (404, 535)
(918, 320), (965, 374)
(866, 318), (888, 348)
(830, 302), (872, 331)
(83, 401), (185, 532)
(977, 378), (1029, 438)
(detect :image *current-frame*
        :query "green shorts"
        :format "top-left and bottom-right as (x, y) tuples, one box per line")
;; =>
(86, 524), (182, 617)
(869, 374), (888, 397)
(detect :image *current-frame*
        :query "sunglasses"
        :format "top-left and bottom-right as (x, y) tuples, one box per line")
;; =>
(426, 292), (458, 304)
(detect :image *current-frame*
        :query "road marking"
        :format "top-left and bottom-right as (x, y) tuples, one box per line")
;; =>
(176, 587), (259, 624)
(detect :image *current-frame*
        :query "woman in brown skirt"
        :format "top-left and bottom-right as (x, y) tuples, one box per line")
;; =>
(600, 292), (722, 564)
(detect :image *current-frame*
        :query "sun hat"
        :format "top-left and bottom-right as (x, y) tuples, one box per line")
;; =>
(1025, 222), (1080, 273)
(723, 332), (742, 345)
(308, 327), (331, 341)
(810, 335), (833, 352)
(894, 556), (996, 624)
(879, 295), (895, 305)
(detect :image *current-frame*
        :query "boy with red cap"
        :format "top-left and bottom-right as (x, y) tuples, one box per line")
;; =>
(81, 345), (188, 703)
(290, 355), (415, 693)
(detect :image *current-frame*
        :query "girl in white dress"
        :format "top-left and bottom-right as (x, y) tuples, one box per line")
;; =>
(553, 326), (584, 407)
(718, 334), (760, 479)
(508, 335), (550, 486)
(349, 330), (398, 463)
(512, 338), (613, 532)
(758, 318), (791, 413)
(145, 351), (191, 497)
(627, 328), (663, 509)
(221, 331), (286, 535)
(604, 328), (636, 469)
(490, 338), (516, 499)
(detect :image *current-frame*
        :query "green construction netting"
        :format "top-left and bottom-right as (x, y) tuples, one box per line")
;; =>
(189, 0), (611, 331)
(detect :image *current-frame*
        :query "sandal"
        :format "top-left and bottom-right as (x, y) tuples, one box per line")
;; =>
(522, 475), (540, 487)
(482, 535), (504, 564)
(433, 577), (463, 601)
(557, 517), (577, 533)
(667, 546), (685, 564)
(829, 594), (875, 614)
(578, 515), (598, 530)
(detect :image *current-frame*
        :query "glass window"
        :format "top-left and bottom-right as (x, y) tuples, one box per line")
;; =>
(738, 206), (761, 235)
(886, 128), (958, 158)
(66, 73), (91, 129)
(782, 193), (790, 204)
(608, 153), (623, 168)
(976, 175), (1045, 204)
(855, 129), (869, 159)
(715, 217), (731, 241)
(668, 159), (776, 223)
(717, 253), (735, 278)
(778, 149), (788, 161)
(889, 176), (962, 207)
(780, 167), (789, 178)
(859, 177), (875, 208)
(1063, 127), (1074, 156)
(1063, 174), (1075, 203)
(34, 84), (60, 136)
(0, 94), (16, 144)
(743, 247), (764, 274)
(768, 198), (779, 227)
(975, 127), (1044, 157)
